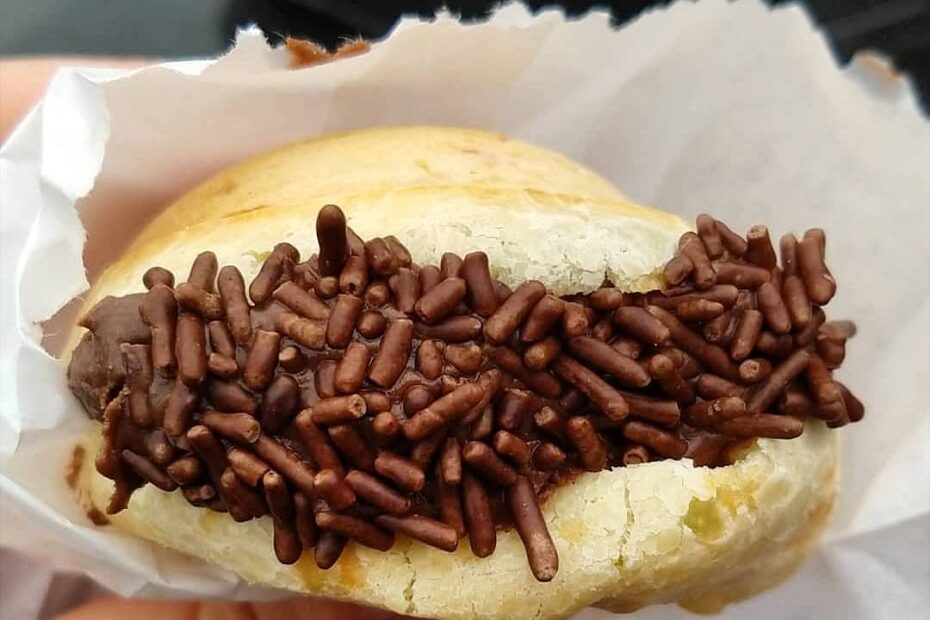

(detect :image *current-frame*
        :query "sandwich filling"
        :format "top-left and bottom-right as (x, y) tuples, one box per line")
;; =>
(67, 205), (862, 581)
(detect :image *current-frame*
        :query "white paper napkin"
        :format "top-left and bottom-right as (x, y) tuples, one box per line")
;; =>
(1, 1), (927, 618)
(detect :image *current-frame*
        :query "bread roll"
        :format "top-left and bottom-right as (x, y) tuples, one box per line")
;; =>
(68, 126), (840, 619)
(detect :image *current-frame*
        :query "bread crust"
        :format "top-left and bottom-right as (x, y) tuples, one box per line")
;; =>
(69, 126), (839, 619)
(77, 424), (837, 619)
(131, 126), (626, 254)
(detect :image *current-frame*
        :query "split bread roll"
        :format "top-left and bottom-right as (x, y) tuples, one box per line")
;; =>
(69, 126), (840, 619)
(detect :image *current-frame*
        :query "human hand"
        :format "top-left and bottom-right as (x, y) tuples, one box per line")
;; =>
(56, 595), (406, 620)
(0, 57), (150, 142)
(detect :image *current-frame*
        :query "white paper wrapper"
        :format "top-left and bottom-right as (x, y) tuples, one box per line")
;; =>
(1, 1), (928, 617)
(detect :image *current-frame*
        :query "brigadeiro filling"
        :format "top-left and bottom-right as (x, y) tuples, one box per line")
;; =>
(68, 204), (862, 581)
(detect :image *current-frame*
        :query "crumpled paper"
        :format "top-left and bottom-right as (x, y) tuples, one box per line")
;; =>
(1, 1), (927, 618)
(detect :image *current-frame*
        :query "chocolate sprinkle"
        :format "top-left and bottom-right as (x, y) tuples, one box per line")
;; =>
(68, 207), (862, 579)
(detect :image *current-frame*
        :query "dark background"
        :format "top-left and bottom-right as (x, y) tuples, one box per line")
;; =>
(1, 0), (928, 109)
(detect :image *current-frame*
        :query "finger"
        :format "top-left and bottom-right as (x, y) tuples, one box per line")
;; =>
(54, 598), (199, 620)
(56, 596), (409, 620)
(0, 57), (152, 142)
(256, 598), (407, 620)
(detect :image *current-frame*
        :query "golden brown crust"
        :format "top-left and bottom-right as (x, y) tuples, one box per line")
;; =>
(132, 126), (626, 251)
